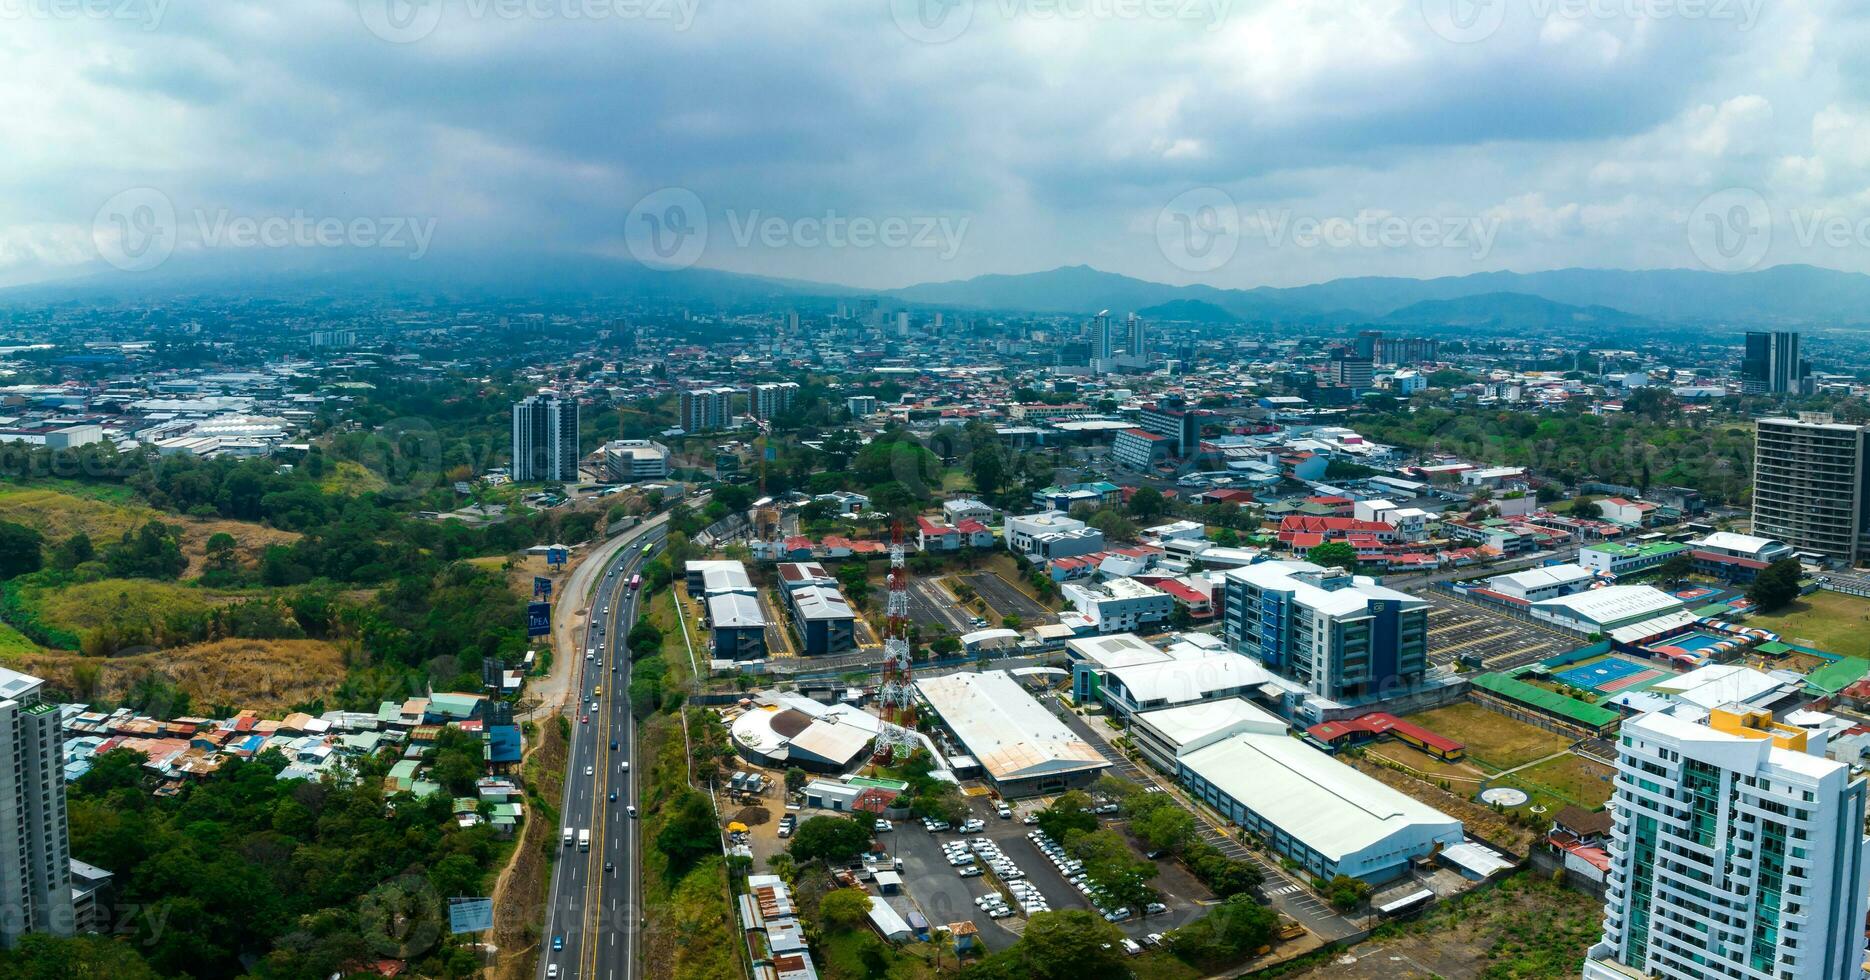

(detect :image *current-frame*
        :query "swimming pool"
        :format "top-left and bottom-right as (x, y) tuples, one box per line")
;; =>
(1666, 631), (1728, 653)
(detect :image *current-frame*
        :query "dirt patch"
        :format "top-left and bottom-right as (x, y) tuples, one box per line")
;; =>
(1349, 756), (1537, 854)
(21, 637), (347, 714)
(493, 717), (568, 980)
(734, 805), (771, 826)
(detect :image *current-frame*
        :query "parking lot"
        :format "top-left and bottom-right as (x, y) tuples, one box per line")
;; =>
(961, 570), (1058, 625)
(1416, 591), (1570, 671)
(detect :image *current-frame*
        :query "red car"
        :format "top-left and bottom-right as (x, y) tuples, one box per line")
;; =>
(580, 714), (589, 724)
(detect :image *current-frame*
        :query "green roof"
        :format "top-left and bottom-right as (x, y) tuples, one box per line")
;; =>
(1804, 657), (1870, 695)
(1691, 603), (1731, 618)
(1757, 641), (1793, 655)
(1470, 673), (1621, 728)
(1586, 540), (1689, 558)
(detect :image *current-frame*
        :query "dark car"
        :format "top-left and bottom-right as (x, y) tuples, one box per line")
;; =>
(552, 935), (563, 951)
(604, 861), (614, 874)
(609, 791), (617, 802)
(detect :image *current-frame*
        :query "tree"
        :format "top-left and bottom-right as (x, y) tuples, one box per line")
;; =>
(205, 532), (239, 572)
(1212, 527), (1240, 547)
(51, 531), (95, 572)
(817, 887), (873, 930)
(0, 520), (43, 580)
(1322, 874), (1371, 912)
(784, 767), (808, 793)
(1035, 791), (1098, 842)
(1132, 803), (1197, 854)
(1128, 486), (1167, 519)
(970, 446), (1008, 498)
(1089, 509), (1137, 543)
(1748, 558), (1803, 613)
(1014, 910), (1127, 980)
(1167, 893), (1278, 963)
(655, 790), (720, 876)
(1306, 541), (1358, 571)
(1657, 553), (1693, 585)
(788, 815), (873, 864)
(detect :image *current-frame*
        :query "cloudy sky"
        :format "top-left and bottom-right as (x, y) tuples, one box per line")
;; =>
(4, 0), (1870, 290)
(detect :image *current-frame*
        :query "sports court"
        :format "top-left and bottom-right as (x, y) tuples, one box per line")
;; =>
(1671, 585), (1720, 602)
(1552, 655), (1667, 695)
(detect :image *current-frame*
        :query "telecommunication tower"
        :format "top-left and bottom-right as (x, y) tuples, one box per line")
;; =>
(874, 523), (920, 761)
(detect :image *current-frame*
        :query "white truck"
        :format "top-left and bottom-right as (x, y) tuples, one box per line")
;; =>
(578, 829), (591, 851)
(562, 827), (574, 847)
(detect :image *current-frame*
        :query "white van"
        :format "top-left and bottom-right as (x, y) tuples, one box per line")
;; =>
(562, 827), (574, 847)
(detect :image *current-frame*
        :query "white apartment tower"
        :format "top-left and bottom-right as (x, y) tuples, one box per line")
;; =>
(750, 382), (800, 421)
(1585, 705), (1870, 980)
(510, 392), (580, 482)
(0, 668), (73, 947)
(1751, 413), (1870, 565)
(679, 386), (738, 433)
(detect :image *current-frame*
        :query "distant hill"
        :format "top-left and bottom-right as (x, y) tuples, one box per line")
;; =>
(14, 247), (1870, 328)
(1136, 298), (1240, 323)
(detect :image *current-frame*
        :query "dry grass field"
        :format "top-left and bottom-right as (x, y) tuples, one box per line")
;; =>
(18, 637), (347, 713)
(1409, 702), (1572, 771)
(0, 486), (300, 576)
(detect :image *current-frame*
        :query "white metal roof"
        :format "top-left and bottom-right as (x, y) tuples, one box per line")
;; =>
(1532, 584), (1683, 626)
(708, 593), (767, 628)
(1693, 531), (1783, 556)
(1647, 665), (1787, 710)
(1105, 655), (1273, 705)
(915, 671), (1109, 783)
(0, 667), (42, 702)
(1178, 731), (1461, 863)
(1133, 698), (1287, 750)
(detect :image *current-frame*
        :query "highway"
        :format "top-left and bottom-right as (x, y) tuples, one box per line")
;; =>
(540, 520), (666, 980)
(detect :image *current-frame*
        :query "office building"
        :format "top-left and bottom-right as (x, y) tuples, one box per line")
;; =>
(1330, 349), (1374, 390)
(846, 395), (879, 418)
(510, 392), (580, 482)
(1584, 706), (1870, 980)
(1125, 312), (1148, 362)
(680, 386), (739, 433)
(1060, 577), (1174, 634)
(1751, 414), (1870, 564)
(1138, 395), (1199, 457)
(1221, 560), (1428, 703)
(750, 382), (800, 421)
(0, 668), (74, 947)
(600, 439), (670, 482)
(1742, 330), (1808, 395)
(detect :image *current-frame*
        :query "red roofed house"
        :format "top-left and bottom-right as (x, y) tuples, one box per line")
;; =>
(1155, 578), (1214, 619)
(955, 518), (994, 548)
(917, 516), (962, 551)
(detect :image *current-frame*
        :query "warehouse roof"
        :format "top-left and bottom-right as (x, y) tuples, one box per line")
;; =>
(915, 671), (1108, 783)
(1532, 584), (1683, 627)
(1179, 731), (1460, 863)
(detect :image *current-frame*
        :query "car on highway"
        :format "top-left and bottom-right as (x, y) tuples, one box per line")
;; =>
(620, 761), (629, 771)
(580, 715), (588, 724)
(584, 765), (593, 776)
(551, 935), (563, 951)
(604, 861), (614, 874)
(626, 805), (638, 818)
(546, 965), (559, 979)
(610, 740), (617, 750)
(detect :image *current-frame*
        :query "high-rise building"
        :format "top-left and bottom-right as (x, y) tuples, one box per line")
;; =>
(510, 392), (580, 483)
(680, 386), (739, 433)
(1330, 349), (1374, 389)
(846, 395), (879, 418)
(1089, 311), (1118, 361)
(1221, 560), (1428, 702)
(750, 382), (800, 421)
(1751, 414), (1870, 565)
(1137, 394), (1199, 457)
(1126, 313), (1148, 362)
(1743, 331), (1809, 395)
(1584, 705), (1870, 980)
(1354, 330), (1383, 360)
(0, 668), (73, 948)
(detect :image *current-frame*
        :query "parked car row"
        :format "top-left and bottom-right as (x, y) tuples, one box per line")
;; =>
(1032, 829), (1129, 920)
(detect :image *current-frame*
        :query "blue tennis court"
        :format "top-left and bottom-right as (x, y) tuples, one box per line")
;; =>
(1554, 657), (1650, 690)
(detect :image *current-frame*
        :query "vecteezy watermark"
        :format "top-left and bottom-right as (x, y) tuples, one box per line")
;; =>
(1687, 186), (1870, 274)
(1155, 187), (1240, 274)
(1421, 0), (1766, 45)
(356, 0), (700, 44)
(1252, 209), (1501, 259)
(623, 187), (970, 270)
(0, 0), (168, 30)
(1686, 187), (1771, 273)
(888, 0), (1232, 44)
(91, 188), (438, 273)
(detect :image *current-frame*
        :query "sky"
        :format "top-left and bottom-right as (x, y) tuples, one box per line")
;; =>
(3, 0), (1870, 291)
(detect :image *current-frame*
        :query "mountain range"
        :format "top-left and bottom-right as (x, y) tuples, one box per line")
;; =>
(8, 250), (1870, 331)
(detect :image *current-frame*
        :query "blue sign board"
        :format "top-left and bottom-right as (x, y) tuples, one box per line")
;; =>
(533, 576), (553, 600)
(526, 602), (551, 637)
(447, 897), (495, 934)
(546, 547), (569, 567)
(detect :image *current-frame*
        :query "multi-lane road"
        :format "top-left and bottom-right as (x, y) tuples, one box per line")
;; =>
(540, 522), (666, 980)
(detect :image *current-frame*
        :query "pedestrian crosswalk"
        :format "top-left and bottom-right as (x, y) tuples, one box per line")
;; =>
(1266, 883), (1304, 897)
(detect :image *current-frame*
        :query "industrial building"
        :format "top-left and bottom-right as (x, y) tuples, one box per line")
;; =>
(1585, 706), (1870, 980)
(686, 560), (767, 660)
(1177, 727), (1462, 884)
(1129, 698), (1288, 772)
(727, 693), (879, 773)
(1528, 584), (1684, 634)
(914, 671), (1109, 797)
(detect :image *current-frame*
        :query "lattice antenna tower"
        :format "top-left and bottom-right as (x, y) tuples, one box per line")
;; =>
(875, 521), (920, 760)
